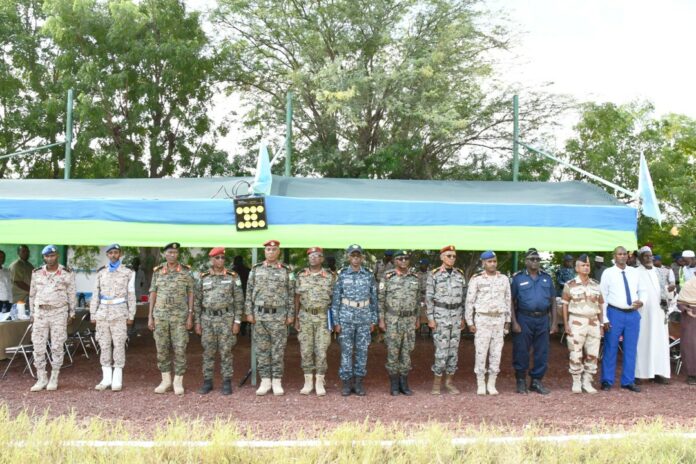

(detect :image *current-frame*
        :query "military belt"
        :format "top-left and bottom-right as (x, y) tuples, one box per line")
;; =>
(205, 308), (230, 316)
(256, 306), (279, 314)
(476, 311), (503, 317)
(38, 304), (66, 310)
(341, 298), (370, 308)
(389, 310), (415, 317)
(302, 307), (325, 315)
(519, 310), (547, 317)
(434, 302), (460, 310)
(100, 298), (126, 305)
(568, 312), (599, 320)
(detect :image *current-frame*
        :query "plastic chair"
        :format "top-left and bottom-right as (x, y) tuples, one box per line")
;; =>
(2, 323), (35, 379)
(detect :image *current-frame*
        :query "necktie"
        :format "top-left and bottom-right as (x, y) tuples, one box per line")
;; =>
(622, 270), (632, 307)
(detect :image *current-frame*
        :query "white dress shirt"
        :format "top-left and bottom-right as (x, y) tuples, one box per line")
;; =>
(599, 265), (645, 322)
(0, 268), (12, 302)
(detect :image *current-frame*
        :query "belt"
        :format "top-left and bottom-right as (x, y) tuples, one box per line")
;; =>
(608, 304), (636, 313)
(205, 308), (230, 316)
(477, 311), (503, 317)
(38, 304), (66, 310)
(100, 298), (126, 305)
(256, 306), (279, 314)
(341, 298), (370, 308)
(519, 310), (547, 317)
(389, 310), (415, 317)
(434, 302), (461, 310)
(302, 307), (326, 315)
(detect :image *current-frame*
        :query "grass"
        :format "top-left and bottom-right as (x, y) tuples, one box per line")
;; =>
(0, 407), (694, 463)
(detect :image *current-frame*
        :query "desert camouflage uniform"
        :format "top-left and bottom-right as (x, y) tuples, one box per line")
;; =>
(465, 271), (511, 375)
(150, 263), (194, 375)
(562, 277), (602, 376)
(90, 264), (136, 369)
(29, 265), (77, 372)
(245, 261), (295, 378)
(426, 265), (466, 375)
(296, 268), (335, 375)
(194, 269), (244, 379)
(379, 269), (421, 375)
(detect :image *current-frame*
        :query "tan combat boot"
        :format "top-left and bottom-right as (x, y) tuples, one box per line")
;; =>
(315, 374), (326, 396)
(487, 374), (499, 396)
(444, 374), (460, 394)
(431, 374), (442, 395)
(582, 372), (597, 394)
(46, 370), (60, 391)
(30, 370), (48, 392)
(154, 372), (172, 394)
(95, 366), (112, 391)
(571, 374), (582, 394)
(173, 375), (185, 395)
(300, 374), (313, 395)
(272, 378), (285, 396)
(256, 378), (272, 396)
(111, 367), (123, 391)
(476, 375), (487, 395)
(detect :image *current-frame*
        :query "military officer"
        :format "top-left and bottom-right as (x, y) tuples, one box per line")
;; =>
(511, 248), (558, 395)
(148, 242), (194, 395)
(378, 250), (421, 396)
(245, 240), (295, 396)
(426, 245), (466, 395)
(194, 247), (244, 395)
(90, 244), (136, 392)
(562, 254), (604, 394)
(465, 250), (511, 396)
(331, 244), (378, 396)
(28, 245), (77, 392)
(294, 246), (335, 396)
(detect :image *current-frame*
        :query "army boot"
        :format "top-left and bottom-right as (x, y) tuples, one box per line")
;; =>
(256, 378), (272, 396)
(272, 378), (285, 396)
(198, 378), (213, 394)
(476, 375), (487, 395)
(444, 374), (460, 394)
(571, 374), (582, 394)
(529, 378), (550, 395)
(389, 374), (400, 396)
(353, 376), (366, 396)
(315, 374), (327, 396)
(399, 375), (413, 396)
(154, 372), (172, 394)
(487, 374), (499, 395)
(300, 374), (313, 395)
(431, 374), (442, 395)
(30, 370), (48, 392)
(222, 378), (233, 395)
(111, 367), (123, 391)
(95, 367), (112, 391)
(516, 375), (528, 394)
(581, 372), (597, 394)
(173, 375), (185, 395)
(341, 378), (352, 397)
(46, 370), (60, 391)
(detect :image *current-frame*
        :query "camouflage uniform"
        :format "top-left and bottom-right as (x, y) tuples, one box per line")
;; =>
(245, 261), (294, 378)
(465, 272), (511, 375)
(379, 269), (421, 375)
(29, 265), (77, 372)
(149, 263), (194, 375)
(295, 268), (335, 374)
(562, 277), (602, 376)
(194, 269), (244, 379)
(331, 266), (378, 381)
(426, 266), (466, 375)
(90, 264), (136, 368)
(374, 260), (394, 283)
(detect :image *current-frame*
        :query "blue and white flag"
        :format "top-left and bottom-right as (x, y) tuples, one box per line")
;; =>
(637, 152), (662, 225)
(251, 142), (272, 196)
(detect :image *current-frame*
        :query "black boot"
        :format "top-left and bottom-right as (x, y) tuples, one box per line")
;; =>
(341, 379), (352, 397)
(399, 375), (413, 396)
(353, 376), (366, 396)
(516, 377), (528, 394)
(198, 378), (213, 394)
(529, 378), (550, 395)
(222, 378), (233, 395)
(389, 374), (400, 396)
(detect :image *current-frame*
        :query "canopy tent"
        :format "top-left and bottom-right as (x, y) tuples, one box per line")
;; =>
(0, 176), (637, 251)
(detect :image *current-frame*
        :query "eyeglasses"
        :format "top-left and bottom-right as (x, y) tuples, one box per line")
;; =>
(213, 256), (226, 260)
(443, 254), (456, 259)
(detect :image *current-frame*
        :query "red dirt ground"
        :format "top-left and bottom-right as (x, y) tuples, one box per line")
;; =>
(1, 325), (694, 438)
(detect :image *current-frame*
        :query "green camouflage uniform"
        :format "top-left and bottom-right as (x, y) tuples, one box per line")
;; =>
(295, 268), (335, 375)
(150, 263), (194, 375)
(194, 269), (244, 380)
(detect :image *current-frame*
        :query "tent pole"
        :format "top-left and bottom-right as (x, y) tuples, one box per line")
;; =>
(250, 247), (258, 386)
(512, 95), (519, 273)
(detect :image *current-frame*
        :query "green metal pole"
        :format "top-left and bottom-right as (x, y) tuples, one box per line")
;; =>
(250, 247), (258, 386)
(512, 95), (520, 272)
(285, 91), (293, 177)
(64, 89), (74, 180)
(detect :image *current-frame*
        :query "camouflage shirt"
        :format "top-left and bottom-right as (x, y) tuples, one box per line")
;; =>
(378, 269), (421, 320)
(330, 266), (378, 325)
(426, 265), (466, 322)
(562, 276), (603, 318)
(90, 263), (136, 321)
(194, 268), (244, 324)
(149, 263), (194, 322)
(29, 265), (77, 317)
(296, 268), (336, 315)
(245, 261), (295, 321)
(464, 271), (511, 325)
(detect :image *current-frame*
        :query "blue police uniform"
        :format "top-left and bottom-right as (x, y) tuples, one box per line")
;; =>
(511, 269), (554, 380)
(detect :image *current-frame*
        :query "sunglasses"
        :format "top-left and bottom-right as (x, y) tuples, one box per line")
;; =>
(443, 254), (456, 259)
(213, 256), (226, 260)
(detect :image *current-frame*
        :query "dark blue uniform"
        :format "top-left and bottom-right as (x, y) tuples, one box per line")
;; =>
(511, 270), (554, 380)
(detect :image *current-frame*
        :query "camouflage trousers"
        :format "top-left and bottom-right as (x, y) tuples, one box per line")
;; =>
(473, 314), (505, 375)
(566, 314), (601, 375)
(32, 307), (68, 372)
(96, 318), (128, 368)
(338, 322), (371, 381)
(254, 320), (287, 378)
(154, 318), (189, 375)
(384, 313), (417, 375)
(432, 320), (462, 376)
(201, 314), (237, 379)
(297, 312), (331, 375)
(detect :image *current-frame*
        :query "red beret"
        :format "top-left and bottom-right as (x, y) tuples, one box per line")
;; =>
(263, 240), (280, 247)
(208, 247), (225, 257)
(307, 246), (323, 255)
(440, 245), (456, 254)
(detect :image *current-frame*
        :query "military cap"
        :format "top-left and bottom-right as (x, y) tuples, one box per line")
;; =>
(525, 248), (540, 258)
(163, 242), (180, 251)
(419, 258), (430, 265)
(346, 244), (363, 255)
(42, 244), (58, 256)
(264, 240), (280, 247)
(105, 243), (121, 253)
(594, 256), (604, 263)
(480, 250), (496, 260)
(208, 247), (225, 257)
(306, 246), (323, 255)
(577, 254), (590, 264)
(683, 250), (695, 258)
(563, 254), (574, 261)
(653, 254), (662, 261)
(440, 245), (456, 254)
(393, 250), (410, 258)
(384, 250), (394, 257)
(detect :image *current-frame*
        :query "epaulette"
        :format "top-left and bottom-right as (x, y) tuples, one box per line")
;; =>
(338, 267), (348, 275)
(513, 270), (524, 276)
(181, 264), (191, 269)
(97, 265), (106, 272)
(252, 262), (264, 268)
(200, 271), (210, 278)
(229, 270), (239, 277)
(33, 268), (41, 273)
(431, 268), (440, 275)
(589, 278), (599, 285)
(384, 269), (397, 280)
(153, 264), (163, 272)
(471, 271), (484, 278)
(455, 268), (465, 276)
(62, 266), (73, 273)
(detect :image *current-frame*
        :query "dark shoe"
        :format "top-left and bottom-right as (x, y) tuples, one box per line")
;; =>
(399, 375), (413, 396)
(389, 375), (400, 396)
(687, 376), (696, 385)
(529, 378), (550, 395)
(621, 383), (641, 392)
(353, 376), (366, 396)
(516, 377), (528, 394)
(341, 379), (352, 397)
(198, 378), (213, 394)
(221, 378), (233, 395)
(653, 376), (669, 385)
(634, 378), (643, 385)
(601, 381), (612, 391)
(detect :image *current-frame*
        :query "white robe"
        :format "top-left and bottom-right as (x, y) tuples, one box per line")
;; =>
(635, 265), (671, 378)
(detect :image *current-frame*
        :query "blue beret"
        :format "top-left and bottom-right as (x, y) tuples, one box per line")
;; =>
(419, 258), (430, 265)
(384, 250), (394, 256)
(106, 243), (121, 253)
(653, 255), (662, 261)
(480, 250), (496, 260)
(563, 254), (574, 261)
(42, 245), (57, 256)
(346, 244), (363, 254)
(393, 250), (410, 258)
